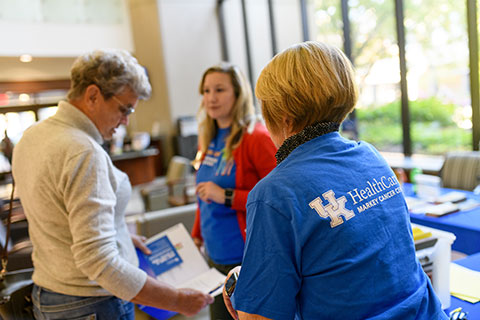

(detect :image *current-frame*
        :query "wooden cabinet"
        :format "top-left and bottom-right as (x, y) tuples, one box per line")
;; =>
(112, 148), (159, 186)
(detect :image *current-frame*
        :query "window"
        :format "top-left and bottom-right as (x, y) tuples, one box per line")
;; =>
(311, 0), (344, 49)
(308, 0), (477, 155)
(405, 0), (471, 154)
(349, 0), (402, 152)
(311, 0), (402, 151)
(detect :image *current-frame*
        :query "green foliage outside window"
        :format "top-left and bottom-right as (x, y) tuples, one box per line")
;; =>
(356, 98), (471, 154)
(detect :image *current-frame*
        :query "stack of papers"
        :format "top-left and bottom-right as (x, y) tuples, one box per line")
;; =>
(435, 192), (466, 204)
(405, 191), (480, 217)
(425, 202), (459, 217)
(450, 263), (480, 303)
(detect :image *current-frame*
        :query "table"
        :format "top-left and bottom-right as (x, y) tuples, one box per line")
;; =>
(445, 252), (480, 318)
(406, 184), (480, 255)
(381, 152), (444, 176)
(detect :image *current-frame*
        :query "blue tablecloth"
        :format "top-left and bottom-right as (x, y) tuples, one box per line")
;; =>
(445, 252), (480, 318)
(405, 184), (480, 254)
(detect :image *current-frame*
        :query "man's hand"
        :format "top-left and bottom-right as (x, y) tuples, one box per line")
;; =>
(132, 277), (213, 316)
(176, 288), (214, 316)
(131, 233), (151, 255)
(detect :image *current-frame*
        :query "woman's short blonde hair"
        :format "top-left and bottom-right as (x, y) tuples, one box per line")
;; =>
(67, 49), (151, 100)
(256, 41), (358, 134)
(197, 62), (255, 160)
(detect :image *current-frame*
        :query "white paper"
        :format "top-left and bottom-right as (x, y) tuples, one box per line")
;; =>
(425, 202), (459, 216)
(434, 192), (466, 204)
(450, 263), (480, 301)
(180, 268), (226, 295)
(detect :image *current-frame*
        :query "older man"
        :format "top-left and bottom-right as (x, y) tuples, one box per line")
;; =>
(13, 49), (212, 319)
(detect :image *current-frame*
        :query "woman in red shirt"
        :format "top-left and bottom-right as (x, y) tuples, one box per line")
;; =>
(191, 62), (277, 320)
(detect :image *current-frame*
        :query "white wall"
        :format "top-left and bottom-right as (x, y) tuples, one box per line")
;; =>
(245, 0), (273, 92)
(0, 0), (304, 118)
(223, 0), (304, 98)
(273, 0), (303, 52)
(0, 0), (306, 161)
(0, 0), (134, 57)
(222, 0), (248, 78)
(157, 0), (222, 122)
(182, 0), (303, 111)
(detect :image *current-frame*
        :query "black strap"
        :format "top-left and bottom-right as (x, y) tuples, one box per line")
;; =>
(1, 179), (15, 277)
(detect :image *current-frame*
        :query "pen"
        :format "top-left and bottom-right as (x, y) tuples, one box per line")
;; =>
(208, 282), (224, 295)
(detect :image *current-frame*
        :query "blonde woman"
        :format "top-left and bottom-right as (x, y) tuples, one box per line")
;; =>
(223, 42), (448, 320)
(192, 62), (277, 320)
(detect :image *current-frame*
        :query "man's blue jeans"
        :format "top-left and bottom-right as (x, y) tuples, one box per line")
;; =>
(32, 284), (135, 320)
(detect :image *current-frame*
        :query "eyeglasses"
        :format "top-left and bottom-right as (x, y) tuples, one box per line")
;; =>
(111, 95), (135, 117)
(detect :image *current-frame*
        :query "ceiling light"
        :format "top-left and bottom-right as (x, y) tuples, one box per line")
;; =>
(19, 93), (30, 102)
(19, 54), (33, 63)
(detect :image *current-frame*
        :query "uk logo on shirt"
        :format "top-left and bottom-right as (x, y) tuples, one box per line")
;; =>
(309, 190), (355, 228)
(309, 174), (403, 228)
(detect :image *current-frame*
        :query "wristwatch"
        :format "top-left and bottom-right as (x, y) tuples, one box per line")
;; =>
(225, 188), (234, 207)
(225, 272), (239, 297)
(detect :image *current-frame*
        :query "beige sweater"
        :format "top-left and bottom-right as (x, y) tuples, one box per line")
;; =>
(12, 101), (147, 301)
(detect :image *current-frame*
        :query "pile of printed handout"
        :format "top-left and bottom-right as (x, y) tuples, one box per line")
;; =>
(450, 262), (480, 303)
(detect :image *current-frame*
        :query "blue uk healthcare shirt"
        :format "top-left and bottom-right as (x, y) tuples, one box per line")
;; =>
(232, 132), (447, 320)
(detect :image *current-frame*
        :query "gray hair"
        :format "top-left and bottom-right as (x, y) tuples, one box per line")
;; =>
(67, 49), (152, 101)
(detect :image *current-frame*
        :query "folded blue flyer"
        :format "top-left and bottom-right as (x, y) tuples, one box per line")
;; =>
(136, 236), (181, 320)
(135, 223), (226, 320)
(145, 235), (183, 275)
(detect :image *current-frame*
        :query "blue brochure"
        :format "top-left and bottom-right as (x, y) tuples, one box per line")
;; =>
(145, 235), (183, 275)
(136, 236), (182, 320)
(135, 223), (224, 320)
